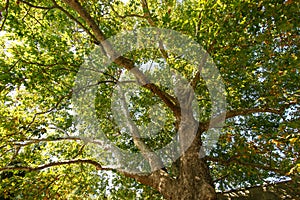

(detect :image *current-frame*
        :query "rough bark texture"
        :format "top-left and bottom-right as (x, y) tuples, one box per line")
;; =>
(123, 120), (216, 200)
(155, 110), (216, 199)
(171, 128), (215, 199)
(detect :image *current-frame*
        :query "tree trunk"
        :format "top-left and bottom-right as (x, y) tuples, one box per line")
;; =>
(164, 156), (216, 200)
(155, 87), (217, 199)
(157, 118), (217, 200)
(158, 144), (217, 199)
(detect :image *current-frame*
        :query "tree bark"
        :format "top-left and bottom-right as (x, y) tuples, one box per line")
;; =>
(156, 121), (216, 200)
(125, 118), (216, 200)
(160, 86), (217, 199)
(164, 157), (216, 200)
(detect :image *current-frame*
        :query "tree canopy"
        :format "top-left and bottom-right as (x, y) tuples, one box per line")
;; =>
(0, 0), (299, 199)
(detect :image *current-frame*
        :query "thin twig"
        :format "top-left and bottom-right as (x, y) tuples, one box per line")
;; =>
(0, 0), (10, 31)
(20, 0), (56, 10)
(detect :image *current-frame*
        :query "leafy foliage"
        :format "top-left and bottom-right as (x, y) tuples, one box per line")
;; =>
(0, 0), (299, 199)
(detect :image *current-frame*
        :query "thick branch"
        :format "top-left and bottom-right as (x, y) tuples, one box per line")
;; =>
(51, 0), (101, 48)
(118, 87), (165, 172)
(225, 108), (282, 118)
(208, 107), (283, 128)
(61, 0), (179, 115)
(0, 156), (174, 197)
(0, 159), (110, 172)
(121, 170), (175, 199)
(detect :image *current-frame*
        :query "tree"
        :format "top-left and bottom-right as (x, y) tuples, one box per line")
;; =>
(0, 0), (299, 199)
